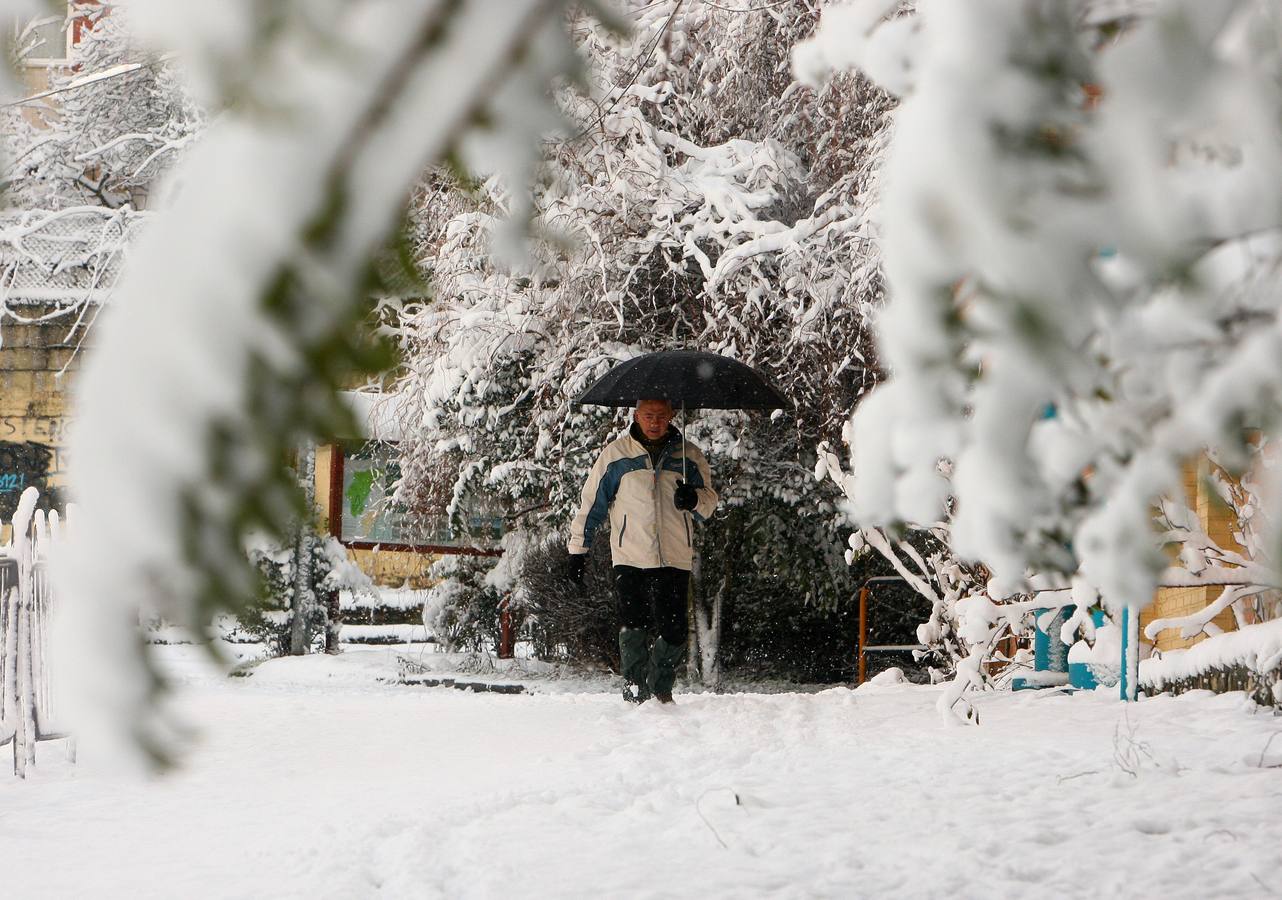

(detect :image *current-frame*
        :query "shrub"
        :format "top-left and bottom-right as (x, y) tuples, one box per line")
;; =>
(245, 528), (375, 656)
(421, 554), (504, 652)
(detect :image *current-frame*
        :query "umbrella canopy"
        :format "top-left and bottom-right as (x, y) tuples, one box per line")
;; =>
(576, 350), (791, 411)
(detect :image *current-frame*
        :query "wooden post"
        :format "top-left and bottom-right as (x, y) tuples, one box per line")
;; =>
(857, 585), (869, 685)
(324, 444), (344, 654)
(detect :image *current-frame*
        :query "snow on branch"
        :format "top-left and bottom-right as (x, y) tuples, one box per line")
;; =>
(393, 1), (892, 550)
(2, 8), (202, 210)
(62, 0), (583, 765)
(796, 0), (1282, 623)
(0, 206), (146, 348)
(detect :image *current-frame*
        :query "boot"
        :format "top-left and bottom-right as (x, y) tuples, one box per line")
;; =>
(619, 627), (652, 704)
(647, 636), (685, 703)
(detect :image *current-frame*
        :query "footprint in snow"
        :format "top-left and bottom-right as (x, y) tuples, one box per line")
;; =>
(1132, 819), (1172, 835)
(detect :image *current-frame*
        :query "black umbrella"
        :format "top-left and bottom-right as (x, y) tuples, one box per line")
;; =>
(576, 350), (791, 411)
(576, 350), (792, 480)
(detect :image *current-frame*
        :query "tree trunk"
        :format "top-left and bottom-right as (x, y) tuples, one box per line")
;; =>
(324, 589), (342, 655)
(289, 443), (318, 656)
(694, 548), (728, 690)
(694, 594), (722, 689)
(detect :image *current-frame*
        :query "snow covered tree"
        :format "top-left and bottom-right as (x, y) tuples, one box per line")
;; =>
(486, 528), (619, 667)
(393, 0), (892, 681)
(2, 3), (204, 209)
(0, 7), (200, 389)
(244, 518), (374, 658)
(797, 0), (1282, 713)
(420, 552), (505, 653)
(59, 0), (597, 764)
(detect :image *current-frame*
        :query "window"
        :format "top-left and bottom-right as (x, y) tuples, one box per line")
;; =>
(15, 14), (70, 66)
(339, 442), (503, 551)
(16, 3), (99, 68)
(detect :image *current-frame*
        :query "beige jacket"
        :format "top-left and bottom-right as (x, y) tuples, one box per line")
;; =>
(568, 425), (718, 571)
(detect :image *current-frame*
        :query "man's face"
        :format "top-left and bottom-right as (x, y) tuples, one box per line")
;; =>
(634, 400), (674, 441)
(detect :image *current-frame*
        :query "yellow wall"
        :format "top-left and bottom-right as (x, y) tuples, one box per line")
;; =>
(314, 443), (335, 526)
(0, 311), (78, 472)
(1149, 459), (1240, 652)
(347, 547), (436, 588)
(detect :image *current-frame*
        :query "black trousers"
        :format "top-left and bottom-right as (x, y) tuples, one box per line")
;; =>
(613, 565), (689, 646)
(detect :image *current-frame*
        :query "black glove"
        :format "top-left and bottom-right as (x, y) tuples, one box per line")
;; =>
(566, 553), (587, 586)
(673, 480), (699, 512)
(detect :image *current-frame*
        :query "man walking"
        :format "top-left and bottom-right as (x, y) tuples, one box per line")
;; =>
(567, 399), (718, 704)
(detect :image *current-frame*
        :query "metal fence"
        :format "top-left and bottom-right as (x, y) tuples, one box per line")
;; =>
(0, 206), (145, 304)
(0, 495), (73, 778)
(857, 576), (934, 685)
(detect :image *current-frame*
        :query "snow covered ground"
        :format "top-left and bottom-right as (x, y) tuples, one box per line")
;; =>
(4, 646), (1281, 899)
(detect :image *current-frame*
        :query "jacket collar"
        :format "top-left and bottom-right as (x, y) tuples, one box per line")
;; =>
(627, 421), (682, 453)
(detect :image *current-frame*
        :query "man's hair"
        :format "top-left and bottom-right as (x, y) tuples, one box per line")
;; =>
(635, 398), (674, 411)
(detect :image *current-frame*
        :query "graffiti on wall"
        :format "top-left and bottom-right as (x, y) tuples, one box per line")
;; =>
(0, 442), (57, 520)
(0, 416), (69, 444)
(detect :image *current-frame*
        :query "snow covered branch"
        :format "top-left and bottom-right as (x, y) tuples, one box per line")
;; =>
(797, 0), (1282, 624)
(62, 0), (585, 764)
(395, 0), (891, 545)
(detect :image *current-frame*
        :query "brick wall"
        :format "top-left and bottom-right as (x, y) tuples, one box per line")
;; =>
(0, 305), (84, 540)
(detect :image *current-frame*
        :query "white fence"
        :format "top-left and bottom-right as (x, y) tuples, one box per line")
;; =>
(0, 487), (72, 778)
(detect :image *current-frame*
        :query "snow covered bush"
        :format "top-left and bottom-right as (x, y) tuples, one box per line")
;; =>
(816, 442), (988, 675)
(1145, 444), (1282, 645)
(1141, 617), (1282, 707)
(487, 529), (618, 669)
(694, 498), (865, 685)
(797, 0), (1282, 709)
(421, 553), (503, 654)
(244, 528), (373, 657)
(716, 567), (865, 684)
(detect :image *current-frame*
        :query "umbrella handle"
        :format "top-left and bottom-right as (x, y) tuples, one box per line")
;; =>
(681, 401), (687, 483)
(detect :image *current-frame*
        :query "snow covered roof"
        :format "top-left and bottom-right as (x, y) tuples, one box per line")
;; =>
(0, 206), (147, 305)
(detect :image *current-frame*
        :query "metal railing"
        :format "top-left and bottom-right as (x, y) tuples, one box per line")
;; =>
(857, 575), (929, 685)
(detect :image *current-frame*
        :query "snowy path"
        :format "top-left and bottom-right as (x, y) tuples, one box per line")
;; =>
(3, 649), (1281, 899)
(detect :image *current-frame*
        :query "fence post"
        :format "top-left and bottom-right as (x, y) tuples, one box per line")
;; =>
(16, 589), (34, 774)
(2, 580), (19, 776)
(857, 585), (868, 685)
(1120, 605), (1140, 701)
